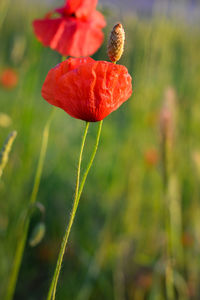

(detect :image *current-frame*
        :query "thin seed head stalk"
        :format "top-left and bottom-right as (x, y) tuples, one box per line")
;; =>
(107, 23), (125, 63)
(0, 130), (17, 179)
(159, 86), (179, 300)
(5, 108), (55, 300)
(160, 86), (177, 192)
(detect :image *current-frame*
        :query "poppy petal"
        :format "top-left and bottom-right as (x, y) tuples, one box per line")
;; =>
(42, 57), (94, 107)
(65, 0), (98, 18)
(33, 18), (65, 49)
(42, 58), (132, 122)
(89, 10), (106, 28)
(55, 18), (104, 57)
(33, 17), (105, 57)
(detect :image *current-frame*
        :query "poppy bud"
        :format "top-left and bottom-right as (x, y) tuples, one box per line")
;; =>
(107, 23), (125, 63)
(29, 222), (46, 247)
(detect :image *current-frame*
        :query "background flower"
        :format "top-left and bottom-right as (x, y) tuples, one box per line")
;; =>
(33, 0), (106, 57)
(0, 68), (18, 89)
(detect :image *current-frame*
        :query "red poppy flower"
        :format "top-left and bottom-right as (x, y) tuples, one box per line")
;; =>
(0, 68), (18, 89)
(33, 0), (106, 57)
(144, 148), (159, 167)
(42, 57), (132, 122)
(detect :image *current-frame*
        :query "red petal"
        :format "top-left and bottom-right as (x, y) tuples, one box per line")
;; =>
(42, 57), (94, 107)
(33, 18), (65, 48)
(65, 0), (97, 18)
(42, 58), (132, 122)
(89, 10), (106, 28)
(33, 16), (105, 57)
(54, 18), (104, 57)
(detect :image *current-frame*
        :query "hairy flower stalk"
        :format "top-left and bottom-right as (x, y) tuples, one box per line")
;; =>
(107, 23), (125, 63)
(47, 121), (103, 300)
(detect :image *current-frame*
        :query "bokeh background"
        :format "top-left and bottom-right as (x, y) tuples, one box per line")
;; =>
(1, 0), (200, 299)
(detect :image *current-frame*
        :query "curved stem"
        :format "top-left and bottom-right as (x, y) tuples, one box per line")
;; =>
(30, 109), (55, 205)
(47, 120), (103, 300)
(47, 121), (89, 300)
(6, 108), (55, 300)
(77, 120), (103, 204)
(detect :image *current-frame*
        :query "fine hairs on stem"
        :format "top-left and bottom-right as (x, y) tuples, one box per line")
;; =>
(47, 120), (103, 300)
(6, 108), (55, 300)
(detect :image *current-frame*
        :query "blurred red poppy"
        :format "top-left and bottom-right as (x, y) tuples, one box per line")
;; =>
(33, 0), (106, 57)
(42, 57), (132, 122)
(144, 148), (159, 167)
(0, 68), (18, 89)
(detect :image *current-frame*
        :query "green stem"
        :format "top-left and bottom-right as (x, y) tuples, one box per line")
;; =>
(47, 120), (103, 300)
(77, 120), (103, 204)
(47, 121), (89, 300)
(5, 108), (55, 300)
(30, 108), (55, 206)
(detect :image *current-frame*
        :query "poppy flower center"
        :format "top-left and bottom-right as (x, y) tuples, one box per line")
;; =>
(60, 9), (76, 18)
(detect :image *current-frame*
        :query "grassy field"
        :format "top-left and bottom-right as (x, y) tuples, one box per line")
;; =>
(1, 1), (200, 299)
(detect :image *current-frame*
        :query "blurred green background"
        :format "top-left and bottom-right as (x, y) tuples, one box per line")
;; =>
(1, 0), (200, 299)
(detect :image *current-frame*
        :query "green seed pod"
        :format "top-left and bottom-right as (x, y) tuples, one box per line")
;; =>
(29, 222), (46, 247)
